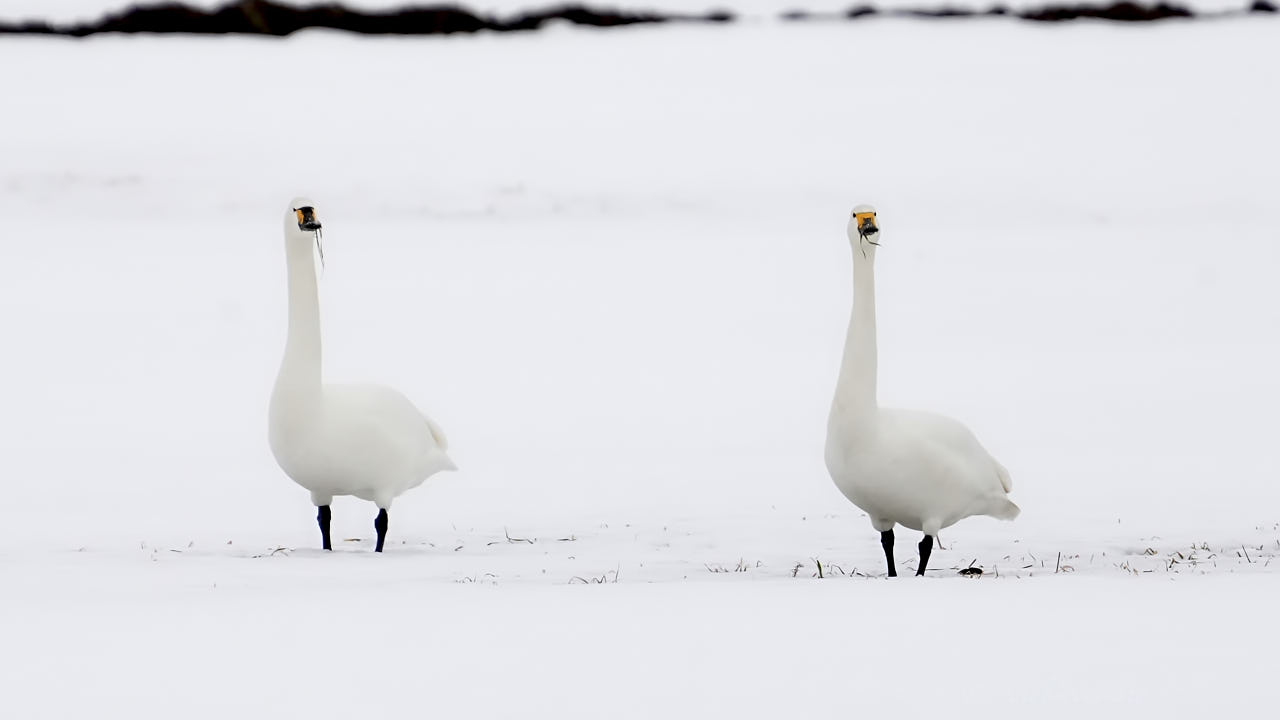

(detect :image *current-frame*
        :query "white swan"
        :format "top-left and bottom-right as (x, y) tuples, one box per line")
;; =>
(268, 198), (455, 552)
(824, 204), (1019, 577)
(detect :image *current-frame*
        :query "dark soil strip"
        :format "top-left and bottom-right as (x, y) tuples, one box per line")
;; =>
(0, 0), (1274, 38)
(0, 3), (731, 36)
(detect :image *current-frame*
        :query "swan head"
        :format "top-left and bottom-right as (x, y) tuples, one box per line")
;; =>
(847, 203), (880, 256)
(284, 197), (325, 265)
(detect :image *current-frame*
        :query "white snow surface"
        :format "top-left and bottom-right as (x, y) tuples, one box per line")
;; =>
(2, 19), (1279, 719)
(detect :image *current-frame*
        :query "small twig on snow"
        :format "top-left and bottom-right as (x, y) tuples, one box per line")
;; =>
(505, 527), (534, 544)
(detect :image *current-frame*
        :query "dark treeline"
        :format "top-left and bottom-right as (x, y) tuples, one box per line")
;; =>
(0, 0), (1275, 37)
(0, 3), (717, 36)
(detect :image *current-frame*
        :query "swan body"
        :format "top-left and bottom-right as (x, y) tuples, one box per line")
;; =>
(270, 383), (454, 507)
(824, 204), (1017, 576)
(826, 407), (1017, 533)
(268, 197), (454, 551)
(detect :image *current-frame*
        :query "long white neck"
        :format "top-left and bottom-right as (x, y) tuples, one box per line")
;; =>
(832, 247), (877, 420)
(276, 238), (322, 397)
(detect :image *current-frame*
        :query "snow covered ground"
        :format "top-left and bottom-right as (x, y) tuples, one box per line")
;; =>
(2, 17), (1279, 718)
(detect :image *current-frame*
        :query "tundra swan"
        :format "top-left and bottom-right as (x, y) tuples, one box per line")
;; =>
(268, 198), (455, 552)
(824, 204), (1018, 576)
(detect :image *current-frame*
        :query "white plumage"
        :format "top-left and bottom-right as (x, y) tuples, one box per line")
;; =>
(268, 197), (455, 552)
(824, 204), (1018, 577)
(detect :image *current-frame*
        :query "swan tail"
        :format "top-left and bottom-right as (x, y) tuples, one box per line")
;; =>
(421, 449), (457, 478)
(988, 497), (1020, 521)
(436, 449), (457, 473)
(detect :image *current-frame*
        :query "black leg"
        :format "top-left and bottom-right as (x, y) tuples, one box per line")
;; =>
(880, 529), (897, 577)
(317, 505), (332, 551)
(374, 508), (389, 553)
(917, 535), (934, 576)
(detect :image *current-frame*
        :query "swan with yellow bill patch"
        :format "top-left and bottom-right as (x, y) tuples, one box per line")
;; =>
(824, 204), (1019, 577)
(268, 197), (455, 552)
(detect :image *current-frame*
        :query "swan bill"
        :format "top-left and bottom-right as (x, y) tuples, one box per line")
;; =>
(854, 210), (878, 241)
(293, 205), (325, 267)
(294, 206), (322, 232)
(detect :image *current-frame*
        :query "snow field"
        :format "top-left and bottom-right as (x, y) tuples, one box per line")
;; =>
(1, 18), (1279, 718)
